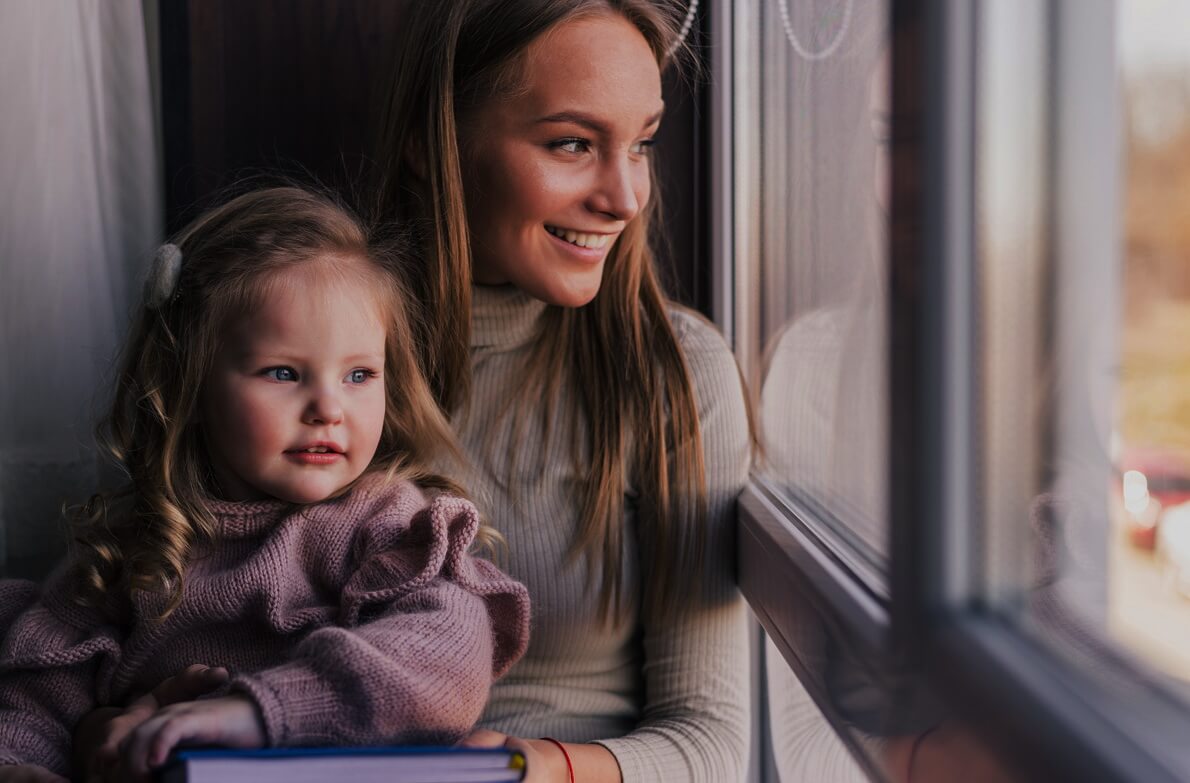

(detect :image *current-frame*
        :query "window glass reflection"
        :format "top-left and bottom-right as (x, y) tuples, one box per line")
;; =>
(1107, 0), (1190, 682)
(755, 0), (890, 574)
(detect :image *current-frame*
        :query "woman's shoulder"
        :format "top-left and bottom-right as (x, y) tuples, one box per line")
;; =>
(666, 303), (733, 360)
(664, 304), (746, 410)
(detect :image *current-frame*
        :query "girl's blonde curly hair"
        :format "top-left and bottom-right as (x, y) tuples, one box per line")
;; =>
(71, 186), (479, 621)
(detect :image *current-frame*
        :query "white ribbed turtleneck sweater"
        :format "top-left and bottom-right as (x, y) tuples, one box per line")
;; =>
(461, 285), (751, 782)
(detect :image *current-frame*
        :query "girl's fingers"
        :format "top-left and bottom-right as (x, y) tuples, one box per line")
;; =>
(148, 717), (186, 768)
(144, 709), (220, 768)
(458, 728), (509, 748)
(120, 697), (264, 778)
(152, 664), (229, 706)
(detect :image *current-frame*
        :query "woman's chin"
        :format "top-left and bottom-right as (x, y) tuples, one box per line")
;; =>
(521, 271), (605, 309)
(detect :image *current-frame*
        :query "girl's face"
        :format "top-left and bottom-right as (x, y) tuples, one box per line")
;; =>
(201, 259), (387, 504)
(458, 12), (664, 307)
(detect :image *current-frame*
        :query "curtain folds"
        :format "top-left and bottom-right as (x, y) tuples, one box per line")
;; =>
(0, 0), (162, 578)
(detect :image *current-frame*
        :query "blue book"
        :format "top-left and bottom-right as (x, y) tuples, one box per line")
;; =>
(158, 745), (527, 783)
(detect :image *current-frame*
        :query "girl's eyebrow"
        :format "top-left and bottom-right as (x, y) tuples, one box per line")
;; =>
(343, 353), (385, 364)
(236, 351), (384, 364)
(536, 107), (666, 134)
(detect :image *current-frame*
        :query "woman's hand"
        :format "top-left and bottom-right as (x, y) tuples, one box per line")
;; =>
(115, 694), (266, 781)
(75, 663), (229, 782)
(884, 723), (1017, 783)
(460, 729), (571, 783)
(0, 765), (68, 783)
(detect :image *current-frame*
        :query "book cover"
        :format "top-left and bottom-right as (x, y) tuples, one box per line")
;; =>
(158, 745), (527, 783)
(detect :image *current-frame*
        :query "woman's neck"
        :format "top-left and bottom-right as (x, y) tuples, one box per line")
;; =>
(470, 283), (548, 350)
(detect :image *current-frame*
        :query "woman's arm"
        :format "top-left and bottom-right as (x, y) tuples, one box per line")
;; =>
(594, 314), (754, 782)
(465, 315), (752, 783)
(462, 730), (622, 783)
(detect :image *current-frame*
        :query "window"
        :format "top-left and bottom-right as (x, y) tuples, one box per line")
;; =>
(724, 1), (1190, 780)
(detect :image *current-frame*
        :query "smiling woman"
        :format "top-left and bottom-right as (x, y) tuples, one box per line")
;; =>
(375, 2), (753, 782)
(457, 12), (664, 307)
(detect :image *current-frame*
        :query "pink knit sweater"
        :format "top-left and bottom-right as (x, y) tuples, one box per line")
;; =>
(0, 477), (530, 776)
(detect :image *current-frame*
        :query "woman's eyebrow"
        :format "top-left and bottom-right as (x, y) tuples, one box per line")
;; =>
(536, 107), (666, 134)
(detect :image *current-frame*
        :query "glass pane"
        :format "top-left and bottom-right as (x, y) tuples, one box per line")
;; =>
(752, 0), (891, 580)
(981, 0), (1190, 691)
(1109, 0), (1190, 682)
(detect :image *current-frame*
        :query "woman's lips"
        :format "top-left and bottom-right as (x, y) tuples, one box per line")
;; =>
(544, 225), (611, 262)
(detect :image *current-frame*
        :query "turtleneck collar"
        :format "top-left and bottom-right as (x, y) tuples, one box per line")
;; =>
(204, 497), (294, 539)
(470, 284), (548, 350)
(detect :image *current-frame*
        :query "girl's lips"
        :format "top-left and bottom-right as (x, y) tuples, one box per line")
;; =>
(284, 451), (345, 466)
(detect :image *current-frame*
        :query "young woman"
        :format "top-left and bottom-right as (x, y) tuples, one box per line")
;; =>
(374, 2), (752, 781)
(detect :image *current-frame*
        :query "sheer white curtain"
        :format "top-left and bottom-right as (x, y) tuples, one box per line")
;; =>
(0, 0), (162, 578)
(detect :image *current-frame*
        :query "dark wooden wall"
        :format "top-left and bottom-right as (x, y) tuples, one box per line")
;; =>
(160, 1), (712, 313)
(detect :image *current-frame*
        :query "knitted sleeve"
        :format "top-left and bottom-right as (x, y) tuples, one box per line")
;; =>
(594, 311), (753, 782)
(0, 574), (116, 776)
(231, 494), (530, 747)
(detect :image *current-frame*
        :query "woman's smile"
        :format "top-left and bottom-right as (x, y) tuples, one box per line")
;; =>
(544, 224), (616, 250)
(544, 224), (617, 261)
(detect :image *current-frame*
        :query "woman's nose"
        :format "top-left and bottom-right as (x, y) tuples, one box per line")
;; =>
(589, 157), (643, 222)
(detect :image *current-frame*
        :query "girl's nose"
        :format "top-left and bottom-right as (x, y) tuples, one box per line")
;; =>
(303, 388), (343, 426)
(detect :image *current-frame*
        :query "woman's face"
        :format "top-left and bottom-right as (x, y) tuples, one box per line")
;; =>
(458, 12), (664, 307)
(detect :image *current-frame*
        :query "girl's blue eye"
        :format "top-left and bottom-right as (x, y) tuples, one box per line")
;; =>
(347, 369), (374, 384)
(264, 367), (297, 382)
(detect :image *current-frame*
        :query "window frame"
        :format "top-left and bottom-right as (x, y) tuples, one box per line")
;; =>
(724, 1), (1190, 781)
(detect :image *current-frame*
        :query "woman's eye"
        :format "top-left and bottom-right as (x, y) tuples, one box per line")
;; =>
(264, 367), (297, 382)
(550, 138), (590, 154)
(347, 369), (375, 384)
(631, 139), (656, 155)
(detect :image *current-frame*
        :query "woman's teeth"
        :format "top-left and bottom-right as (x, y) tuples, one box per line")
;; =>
(546, 225), (611, 249)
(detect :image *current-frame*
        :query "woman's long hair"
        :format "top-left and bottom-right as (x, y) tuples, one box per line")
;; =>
(374, 0), (727, 625)
(72, 186), (472, 620)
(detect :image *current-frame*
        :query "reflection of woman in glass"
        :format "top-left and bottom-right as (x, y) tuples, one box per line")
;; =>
(756, 5), (894, 773)
(757, 7), (1016, 780)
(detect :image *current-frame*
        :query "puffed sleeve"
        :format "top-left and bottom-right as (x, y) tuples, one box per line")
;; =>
(595, 311), (753, 782)
(0, 572), (118, 776)
(231, 494), (530, 747)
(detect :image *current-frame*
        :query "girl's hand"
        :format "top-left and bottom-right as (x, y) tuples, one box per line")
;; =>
(0, 765), (68, 783)
(460, 729), (570, 783)
(76, 664), (229, 782)
(116, 695), (265, 782)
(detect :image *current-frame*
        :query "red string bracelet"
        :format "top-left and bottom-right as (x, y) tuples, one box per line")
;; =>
(907, 726), (938, 782)
(540, 737), (575, 783)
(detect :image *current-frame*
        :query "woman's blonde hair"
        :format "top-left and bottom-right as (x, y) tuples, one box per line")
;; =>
(375, 0), (722, 625)
(73, 186), (471, 620)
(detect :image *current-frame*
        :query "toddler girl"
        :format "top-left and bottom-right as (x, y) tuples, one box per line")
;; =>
(0, 187), (530, 781)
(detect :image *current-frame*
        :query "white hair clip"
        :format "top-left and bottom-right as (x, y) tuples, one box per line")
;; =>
(145, 242), (184, 310)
